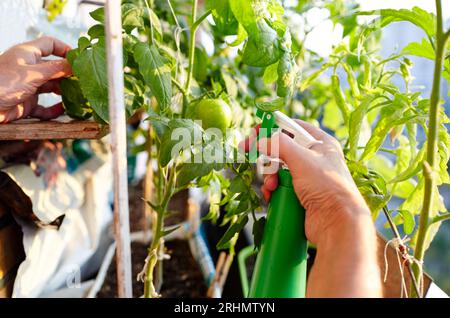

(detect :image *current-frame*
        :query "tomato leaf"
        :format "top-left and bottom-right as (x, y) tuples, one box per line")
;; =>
(72, 38), (109, 122)
(360, 104), (404, 162)
(176, 162), (223, 188)
(252, 217), (266, 251)
(402, 38), (435, 60)
(348, 95), (377, 160)
(207, 0), (239, 35)
(397, 210), (416, 235)
(89, 7), (104, 23)
(217, 214), (248, 250)
(134, 43), (172, 111)
(255, 98), (284, 112)
(241, 20), (282, 67)
(358, 7), (436, 38)
(158, 119), (202, 167)
(229, 0), (282, 67)
(60, 77), (92, 120)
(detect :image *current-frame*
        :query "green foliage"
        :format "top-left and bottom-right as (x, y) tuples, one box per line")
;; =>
(134, 43), (172, 111)
(61, 0), (450, 296)
(252, 216), (266, 250)
(294, 2), (450, 275)
(60, 77), (92, 120)
(217, 214), (248, 250)
(72, 38), (109, 122)
(402, 38), (435, 60)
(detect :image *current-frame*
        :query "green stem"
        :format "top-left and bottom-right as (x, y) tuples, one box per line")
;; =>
(143, 167), (176, 298)
(182, 1), (212, 117)
(172, 78), (188, 97)
(411, 0), (449, 298)
(184, 0), (199, 96)
(166, 0), (181, 29)
(144, 0), (155, 45)
(371, 186), (421, 297)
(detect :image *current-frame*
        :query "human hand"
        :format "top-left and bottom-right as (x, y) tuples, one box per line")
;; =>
(254, 120), (372, 246)
(0, 36), (72, 123)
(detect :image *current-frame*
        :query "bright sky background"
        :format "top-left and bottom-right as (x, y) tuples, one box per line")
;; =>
(358, 0), (450, 19)
(304, 0), (450, 57)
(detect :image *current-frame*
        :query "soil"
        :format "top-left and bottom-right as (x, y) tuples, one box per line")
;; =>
(97, 239), (207, 298)
(97, 179), (202, 298)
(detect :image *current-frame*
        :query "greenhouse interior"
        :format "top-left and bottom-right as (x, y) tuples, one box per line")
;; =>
(0, 0), (450, 303)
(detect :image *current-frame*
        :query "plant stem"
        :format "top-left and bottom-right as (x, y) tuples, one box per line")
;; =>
(143, 128), (154, 234)
(411, 0), (449, 298)
(184, 0), (199, 97)
(166, 0), (181, 29)
(370, 183), (421, 297)
(172, 78), (188, 97)
(143, 166), (176, 298)
(144, 0), (155, 45)
(182, 0), (212, 116)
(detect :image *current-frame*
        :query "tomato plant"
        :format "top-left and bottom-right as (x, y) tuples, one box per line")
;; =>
(295, 0), (450, 297)
(61, 0), (300, 297)
(60, 0), (450, 298)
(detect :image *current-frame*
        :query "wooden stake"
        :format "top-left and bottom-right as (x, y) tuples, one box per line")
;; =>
(104, 0), (133, 298)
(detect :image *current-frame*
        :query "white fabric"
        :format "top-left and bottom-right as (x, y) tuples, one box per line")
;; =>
(11, 154), (113, 298)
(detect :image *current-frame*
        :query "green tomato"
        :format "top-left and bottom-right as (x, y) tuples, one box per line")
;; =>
(187, 99), (232, 134)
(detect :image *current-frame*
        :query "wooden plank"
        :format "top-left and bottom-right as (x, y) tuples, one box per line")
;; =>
(0, 116), (108, 140)
(105, 0), (133, 298)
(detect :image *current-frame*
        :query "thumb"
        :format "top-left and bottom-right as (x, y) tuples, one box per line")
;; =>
(32, 59), (73, 84)
(257, 131), (313, 176)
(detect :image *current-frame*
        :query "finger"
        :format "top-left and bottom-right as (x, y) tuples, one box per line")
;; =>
(261, 187), (272, 203)
(0, 102), (31, 123)
(30, 103), (64, 120)
(263, 174), (279, 192)
(32, 60), (72, 83)
(26, 36), (72, 58)
(21, 96), (39, 118)
(38, 80), (61, 95)
(257, 131), (313, 176)
(239, 124), (261, 152)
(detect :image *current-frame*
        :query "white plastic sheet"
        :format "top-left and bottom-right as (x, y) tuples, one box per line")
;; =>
(9, 153), (113, 298)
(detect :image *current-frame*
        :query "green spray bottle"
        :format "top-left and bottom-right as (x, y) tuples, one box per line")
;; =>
(243, 110), (322, 298)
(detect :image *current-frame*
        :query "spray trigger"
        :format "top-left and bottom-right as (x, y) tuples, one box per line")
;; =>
(248, 110), (322, 163)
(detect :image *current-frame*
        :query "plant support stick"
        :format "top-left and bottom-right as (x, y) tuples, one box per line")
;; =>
(105, 0), (133, 298)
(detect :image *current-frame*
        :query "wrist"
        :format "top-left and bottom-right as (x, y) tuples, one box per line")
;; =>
(316, 194), (375, 252)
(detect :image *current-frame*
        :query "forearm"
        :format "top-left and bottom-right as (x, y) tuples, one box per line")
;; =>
(307, 203), (382, 298)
